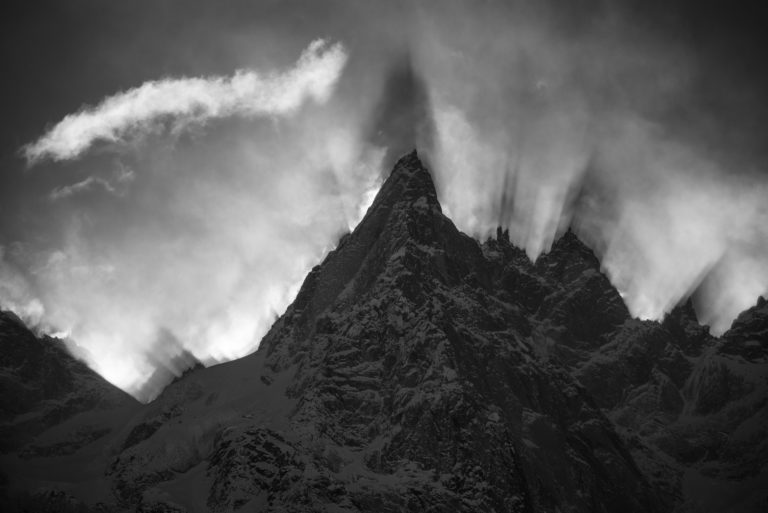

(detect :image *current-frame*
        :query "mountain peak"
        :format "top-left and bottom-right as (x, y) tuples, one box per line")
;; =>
(391, 148), (423, 172)
(248, 150), (662, 512)
(9, 153), (768, 512)
(266, 149), (449, 355)
(371, 148), (440, 214)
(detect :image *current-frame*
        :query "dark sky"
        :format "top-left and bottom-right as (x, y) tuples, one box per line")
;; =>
(1, 0), (767, 397)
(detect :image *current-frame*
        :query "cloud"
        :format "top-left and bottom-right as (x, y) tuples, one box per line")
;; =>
(23, 39), (348, 164)
(49, 164), (135, 201)
(0, 245), (44, 326)
(413, 0), (768, 333)
(18, 95), (385, 400)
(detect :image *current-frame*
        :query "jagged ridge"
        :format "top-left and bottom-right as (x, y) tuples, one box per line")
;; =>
(1, 151), (766, 513)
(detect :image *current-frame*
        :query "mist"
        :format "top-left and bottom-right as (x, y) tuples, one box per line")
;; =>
(418, 0), (768, 333)
(2, 0), (767, 399)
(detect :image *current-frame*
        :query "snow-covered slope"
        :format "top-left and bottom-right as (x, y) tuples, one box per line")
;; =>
(1, 151), (766, 512)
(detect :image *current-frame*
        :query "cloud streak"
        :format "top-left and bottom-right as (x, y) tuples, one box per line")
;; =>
(23, 39), (348, 163)
(49, 164), (135, 201)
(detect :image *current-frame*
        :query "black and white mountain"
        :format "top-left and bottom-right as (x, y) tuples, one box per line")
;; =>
(1, 152), (766, 512)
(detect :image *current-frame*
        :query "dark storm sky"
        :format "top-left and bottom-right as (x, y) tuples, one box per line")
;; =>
(1, 0), (767, 396)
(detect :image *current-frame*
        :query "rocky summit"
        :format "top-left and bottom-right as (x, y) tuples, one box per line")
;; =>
(1, 151), (767, 512)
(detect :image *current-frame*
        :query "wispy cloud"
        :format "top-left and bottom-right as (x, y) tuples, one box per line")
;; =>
(49, 163), (135, 201)
(23, 39), (348, 164)
(0, 245), (44, 326)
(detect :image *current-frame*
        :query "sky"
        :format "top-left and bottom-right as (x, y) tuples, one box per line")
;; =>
(1, 0), (767, 400)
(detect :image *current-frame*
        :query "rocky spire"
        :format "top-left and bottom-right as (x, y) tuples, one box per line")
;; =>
(276, 150), (465, 345)
(250, 151), (662, 511)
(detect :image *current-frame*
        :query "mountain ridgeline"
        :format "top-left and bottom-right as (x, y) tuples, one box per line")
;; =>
(1, 151), (767, 512)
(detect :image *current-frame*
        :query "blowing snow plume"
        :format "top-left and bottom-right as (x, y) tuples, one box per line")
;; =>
(418, 0), (768, 334)
(23, 39), (348, 164)
(7, 38), (367, 401)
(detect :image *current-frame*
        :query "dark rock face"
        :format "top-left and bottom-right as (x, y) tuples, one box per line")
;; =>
(0, 311), (141, 512)
(248, 152), (658, 512)
(550, 295), (768, 512)
(1, 151), (766, 512)
(0, 311), (139, 452)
